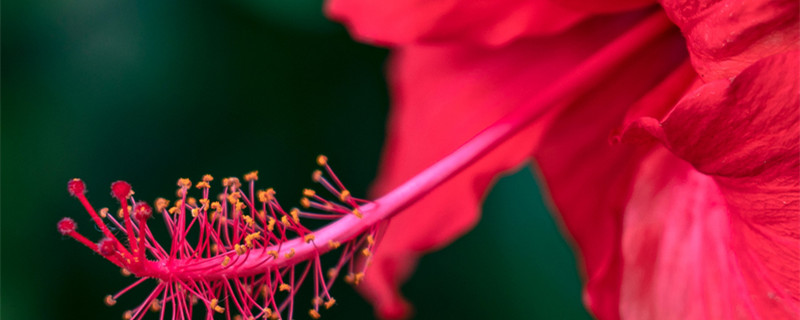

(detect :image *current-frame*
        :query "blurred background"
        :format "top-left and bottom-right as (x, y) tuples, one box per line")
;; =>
(1, 0), (592, 319)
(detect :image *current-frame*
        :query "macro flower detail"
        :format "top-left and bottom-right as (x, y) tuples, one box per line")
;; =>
(616, 51), (799, 319)
(59, 158), (382, 320)
(327, 0), (799, 319)
(58, 0), (799, 318)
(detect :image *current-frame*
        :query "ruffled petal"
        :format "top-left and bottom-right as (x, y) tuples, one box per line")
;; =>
(362, 13), (678, 319)
(325, 0), (589, 47)
(621, 51), (800, 318)
(531, 29), (689, 320)
(659, 0), (799, 81)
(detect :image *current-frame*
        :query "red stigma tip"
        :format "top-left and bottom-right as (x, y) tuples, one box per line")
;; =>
(97, 238), (116, 256)
(63, 157), (378, 320)
(57, 217), (76, 235)
(133, 201), (152, 220)
(110, 181), (132, 201)
(67, 179), (86, 197)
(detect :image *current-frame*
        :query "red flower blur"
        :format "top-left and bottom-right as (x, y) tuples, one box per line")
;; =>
(327, 0), (799, 319)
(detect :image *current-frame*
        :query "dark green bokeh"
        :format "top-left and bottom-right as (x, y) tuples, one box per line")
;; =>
(2, 1), (592, 319)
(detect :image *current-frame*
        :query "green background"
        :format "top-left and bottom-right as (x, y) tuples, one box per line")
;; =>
(2, 1), (592, 319)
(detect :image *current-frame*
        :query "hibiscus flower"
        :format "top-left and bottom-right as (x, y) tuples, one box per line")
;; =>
(326, 0), (800, 319)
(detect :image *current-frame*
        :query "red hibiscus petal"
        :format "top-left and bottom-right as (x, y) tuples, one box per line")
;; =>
(531, 30), (689, 320)
(325, 0), (589, 47)
(558, 0), (657, 14)
(363, 11), (690, 319)
(621, 51), (800, 318)
(621, 148), (798, 319)
(659, 0), (799, 81)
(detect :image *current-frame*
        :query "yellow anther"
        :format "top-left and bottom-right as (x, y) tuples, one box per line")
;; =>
(324, 299), (336, 309)
(99, 207), (109, 218)
(104, 295), (117, 306)
(199, 198), (209, 206)
(227, 193), (241, 204)
(191, 208), (200, 218)
(362, 248), (371, 257)
(175, 199), (185, 208)
(290, 208), (300, 223)
(284, 248), (296, 258)
(211, 244), (219, 254)
(309, 309), (321, 319)
(122, 310), (133, 320)
(312, 297), (323, 306)
(300, 197), (311, 208)
(221, 256), (231, 267)
(168, 207), (178, 215)
(222, 178), (231, 187)
(210, 299), (225, 313)
(229, 177), (242, 189)
(265, 188), (276, 200)
(150, 299), (161, 312)
(177, 178), (191, 188)
(233, 315), (242, 320)
(235, 244), (248, 255)
(354, 272), (365, 285)
(195, 181), (210, 189)
(218, 216), (227, 224)
(259, 285), (269, 297)
(187, 197), (197, 206)
(367, 235), (375, 245)
(155, 198), (169, 212)
(257, 209), (266, 221)
(117, 206), (132, 218)
(344, 273), (355, 284)
(210, 201), (222, 211)
(258, 190), (268, 203)
(243, 215), (255, 227)
(236, 202), (246, 212)
(312, 170), (323, 182)
(202, 174), (214, 182)
(279, 283), (291, 292)
(304, 234), (315, 243)
(267, 218), (276, 231)
(327, 268), (338, 279)
(267, 250), (278, 259)
(303, 189), (316, 197)
(327, 240), (340, 249)
(316, 155), (328, 166)
(280, 216), (290, 226)
(245, 232), (261, 248)
(176, 188), (186, 198)
(264, 308), (273, 319)
(352, 208), (363, 219)
(339, 190), (350, 202)
(244, 171), (259, 182)
(120, 268), (131, 277)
